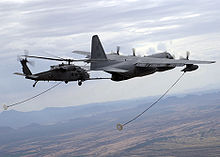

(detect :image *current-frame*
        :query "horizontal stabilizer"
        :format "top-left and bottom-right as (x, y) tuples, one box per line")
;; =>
(14, 72), (26, 76)
(14, 72), (38, 79)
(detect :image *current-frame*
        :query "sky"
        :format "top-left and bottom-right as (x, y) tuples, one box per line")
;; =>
(0, 0), (220, 112)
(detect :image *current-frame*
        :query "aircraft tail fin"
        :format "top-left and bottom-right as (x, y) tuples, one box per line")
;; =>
(91, 35), (107, 60)
(20, 59), (32, 75)
(91, 35), (108, 70)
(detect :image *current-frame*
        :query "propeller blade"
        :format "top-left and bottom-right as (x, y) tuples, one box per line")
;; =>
(186, 51), (190, 60)
(132, 48), (136, 56)
(116, 46), (120, 55)
(179, 51), (190, 60)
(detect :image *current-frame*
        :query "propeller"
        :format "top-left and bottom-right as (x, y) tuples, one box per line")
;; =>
(186, 51), (190, 60)
(180, 51), (190, 60)
(116, 46), (120, 55)
(132, 48), (136, 56)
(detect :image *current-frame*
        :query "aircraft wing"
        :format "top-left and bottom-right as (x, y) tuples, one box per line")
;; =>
(136, 58), (215, 68)
(103, 67), (129, 73)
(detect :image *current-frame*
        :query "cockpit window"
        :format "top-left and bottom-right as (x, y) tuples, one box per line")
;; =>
(165, 52), (174, 59)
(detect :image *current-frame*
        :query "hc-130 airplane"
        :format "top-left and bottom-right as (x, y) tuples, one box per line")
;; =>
(72, 35), (215, 81)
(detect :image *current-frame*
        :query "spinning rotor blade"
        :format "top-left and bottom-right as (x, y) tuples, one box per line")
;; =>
(22, 55), (64, 61)
(21, 55), (88, 62)
(44, 51), (64, 60)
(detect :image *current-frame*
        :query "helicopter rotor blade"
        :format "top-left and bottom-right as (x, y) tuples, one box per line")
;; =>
(43, 51), (65, 60)
(22, 55), (64, 61)
(21, 55), (90, 62)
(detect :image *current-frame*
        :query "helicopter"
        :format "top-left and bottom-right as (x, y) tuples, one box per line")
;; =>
(14, 56), (90, 87)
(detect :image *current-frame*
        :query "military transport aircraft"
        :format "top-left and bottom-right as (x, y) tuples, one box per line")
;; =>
(72, 35), (215, 81)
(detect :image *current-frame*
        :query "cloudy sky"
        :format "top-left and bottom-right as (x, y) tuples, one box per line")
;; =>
(0, 0), (219, 112)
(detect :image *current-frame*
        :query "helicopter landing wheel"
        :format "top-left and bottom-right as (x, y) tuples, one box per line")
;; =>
(78, 80), (82, 86)
(33, 81), (38, 87)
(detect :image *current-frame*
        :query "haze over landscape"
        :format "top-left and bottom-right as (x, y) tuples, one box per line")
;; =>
(0, 91), (220, 156)
(0, 0), (220, 156)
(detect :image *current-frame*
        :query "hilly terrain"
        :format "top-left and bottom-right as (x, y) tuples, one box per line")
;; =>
(0, 91), (219, 157)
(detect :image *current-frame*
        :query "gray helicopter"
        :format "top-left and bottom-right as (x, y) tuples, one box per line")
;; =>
(73, 35), (215, 81)
(15, 57), (90, 87)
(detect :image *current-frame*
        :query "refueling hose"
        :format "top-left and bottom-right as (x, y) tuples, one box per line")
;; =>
(2, 82), (62, 110)
(116, 72), (185, 131)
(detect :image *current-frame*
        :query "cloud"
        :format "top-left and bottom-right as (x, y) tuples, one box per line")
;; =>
(157, 42), (167, 52)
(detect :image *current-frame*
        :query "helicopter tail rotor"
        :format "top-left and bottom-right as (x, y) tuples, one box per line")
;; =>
(18, 50), (35, 66)
(17, 50), (34, 75)
(20, 58), (32, 75)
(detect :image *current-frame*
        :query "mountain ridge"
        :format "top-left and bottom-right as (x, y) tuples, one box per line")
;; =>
(0, 90), (219, 156)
